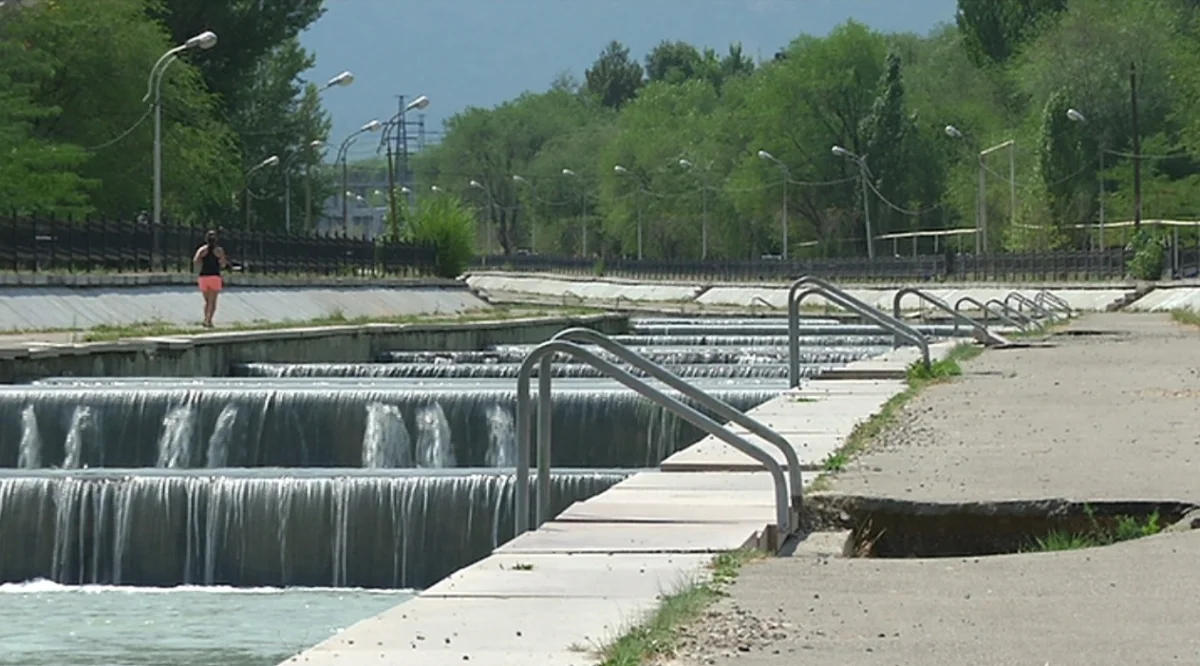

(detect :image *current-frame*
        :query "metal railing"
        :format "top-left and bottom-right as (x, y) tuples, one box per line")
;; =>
(1035, 290), (1074, 317)
(551, 327), (804, 514)
(988, 298), (1041, 331)
(954, 296), (1024, 329)
(514, 340), (792, 538)
(892, 287), (1007, 346)
(1004, 292), (1058, 323)
(787, 276), (930, 387)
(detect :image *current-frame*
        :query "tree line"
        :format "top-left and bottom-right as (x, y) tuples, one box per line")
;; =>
(0, 0), (333, 230)
(413, 0), (1200, 260)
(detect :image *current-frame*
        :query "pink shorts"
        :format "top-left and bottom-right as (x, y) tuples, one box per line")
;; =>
(198, 276), (223, 293)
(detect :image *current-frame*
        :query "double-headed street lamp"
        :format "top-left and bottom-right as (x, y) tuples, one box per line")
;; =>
(613, 164), (645, 259)
(677, 158), (710, 260)
(945, 125), (1015, 255)
(337, 119), (384, 232)
(243, 155), (280, 232)
(831, 146), (876, 259)
(144, 30), (218, 226)
(756, 150), (791, 259)
(561, 168), (588, 257)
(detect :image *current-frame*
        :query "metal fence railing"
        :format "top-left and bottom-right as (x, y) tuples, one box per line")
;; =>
(471, 249), (1133, 283)
(0, 215), (439, 277)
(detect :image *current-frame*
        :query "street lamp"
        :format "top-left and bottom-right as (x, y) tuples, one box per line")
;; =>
(323, 71), (354, 90)
(613, 164), (645, 259)
(143, 30), (218, 226)
(337, 119), (384, 232)
(283, 139), (322, 234)
(469, 179), (498, 254)
(243, 155), (280, 232)
(1067, 108), (1106, 250)
(379, 95), (432, 238)
(561, 168), (589, 257)
(431, 185), (443, 193)
(512, 174), (538, 252)
(678, 158), (710, 260)
(831, 146), (876, 259)
(757, 150), (792, 259)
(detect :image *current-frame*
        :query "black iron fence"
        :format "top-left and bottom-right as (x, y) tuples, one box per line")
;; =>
(473, 250), (1133, 282)
(0, 215), (438, 276)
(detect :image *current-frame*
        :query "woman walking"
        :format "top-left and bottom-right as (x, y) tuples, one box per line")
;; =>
(193, 230), (230, 328)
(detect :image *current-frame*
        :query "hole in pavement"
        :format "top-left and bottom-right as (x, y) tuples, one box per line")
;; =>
(1052, 329), (1125, 338)
(801, 495), (1199, 558)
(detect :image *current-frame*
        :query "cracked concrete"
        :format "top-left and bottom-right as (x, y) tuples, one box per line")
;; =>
(669, 313), (1200, 666)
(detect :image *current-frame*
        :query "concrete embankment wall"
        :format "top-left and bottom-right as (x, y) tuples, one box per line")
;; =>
(0, 314), (629, 383)
(0, 274), (488, 331)
(1124, 286), (1200, 311)
(466, 272), (1136, 312)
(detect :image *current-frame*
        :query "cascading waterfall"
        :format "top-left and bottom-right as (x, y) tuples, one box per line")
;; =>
(17, 406), (41, 469)
(62, 406), (97, 469)
(205, 404), (239, 468)
(484, 405), (516, 468)
(362, 402), (412, 468)
(0, 469), (626, 589)
(155, 406), (198, 469)
(416, 404), (455, 468)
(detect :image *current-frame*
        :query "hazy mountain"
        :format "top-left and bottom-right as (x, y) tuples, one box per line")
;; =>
(301, 0), (956, 159)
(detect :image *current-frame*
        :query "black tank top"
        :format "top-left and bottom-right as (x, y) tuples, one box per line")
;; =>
(199, 246), (221, 276)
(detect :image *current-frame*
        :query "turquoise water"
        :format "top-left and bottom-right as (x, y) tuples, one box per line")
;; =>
(0, 580), (412, 666)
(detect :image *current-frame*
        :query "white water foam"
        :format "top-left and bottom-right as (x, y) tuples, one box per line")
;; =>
(0, 578), (413, 595)
(205, 404), (240, 468)
(484, 405), (516, 467)
(362, 403), (412, 468)
(155, 406), (197, 468)
(61, 406), (97, 469)
(17, 405), (42, 469)
(415, 403), (455, 468)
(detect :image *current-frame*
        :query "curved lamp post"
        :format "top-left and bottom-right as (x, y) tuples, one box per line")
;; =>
(561, 168), (588, 257)
(757, 150), (791, 259)
(243, 155), (280, 232)
(144, 30), (218, 227)
(831, 145), (876, 259)
(470, 179), (498, 254)
(613, 165), (644, 259)
(1067, 108), (1105, 250)
(336, 119), (384, 232)
(382, 95), (431, 237)
(282, 140), (323, 234)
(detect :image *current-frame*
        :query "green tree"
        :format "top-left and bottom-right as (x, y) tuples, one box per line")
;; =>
(406, 191), (476, 278)
(956, 0), (1067, 67)
(584, 40), (644, 110)
(1038, 91), (1084, 243)
(0, 24), (90, 213)
(859, 52), (909, 239)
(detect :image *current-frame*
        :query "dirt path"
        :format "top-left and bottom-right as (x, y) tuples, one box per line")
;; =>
(668, 313), (1200, 666)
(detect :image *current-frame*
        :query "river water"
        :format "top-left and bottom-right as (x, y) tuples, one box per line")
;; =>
(0, 580), (412, 666)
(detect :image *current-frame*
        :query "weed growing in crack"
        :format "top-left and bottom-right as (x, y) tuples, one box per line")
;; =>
(1172, 308), (1200, 327)
(822, 450), (849, 472)
(1026, 505), (1163, 553)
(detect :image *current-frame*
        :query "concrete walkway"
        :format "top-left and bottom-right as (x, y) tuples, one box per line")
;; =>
(280, 345), (960, 666)
(670, 313), (1200, 666)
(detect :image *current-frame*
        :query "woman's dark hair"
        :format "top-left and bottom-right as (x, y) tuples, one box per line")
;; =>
(205, 230), (217, 245)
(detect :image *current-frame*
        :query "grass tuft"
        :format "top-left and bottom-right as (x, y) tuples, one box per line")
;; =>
(1171, 308), (1200, 327)
(1026, 505), (1163, 553)
(597, 549), (763, 666)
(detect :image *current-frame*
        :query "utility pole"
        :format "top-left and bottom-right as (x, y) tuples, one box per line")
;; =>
(1130, 61), (1142, 231)
(385, 95), (403, 239)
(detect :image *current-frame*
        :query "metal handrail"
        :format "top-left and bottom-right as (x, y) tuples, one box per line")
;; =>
(1034, 290), (1073, 316)
(749, 295), (775, 310)
(1004, 292), (1057, 322)
(551, 327), (803, 516)
(954, 296), (1023, 329)
(892, 287), (1006, 346)
(787, 276), (929, 387)
(514, 340), (792, 537)
(986, 298), (1041, 331)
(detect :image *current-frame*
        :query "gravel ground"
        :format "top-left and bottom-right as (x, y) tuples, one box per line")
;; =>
(665, 312), (1200, 666)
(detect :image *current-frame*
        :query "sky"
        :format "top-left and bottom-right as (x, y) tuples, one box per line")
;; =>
(300, 0), (957, 161)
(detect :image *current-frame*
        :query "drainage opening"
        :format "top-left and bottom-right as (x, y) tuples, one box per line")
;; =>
(803, 496), (1197, 558)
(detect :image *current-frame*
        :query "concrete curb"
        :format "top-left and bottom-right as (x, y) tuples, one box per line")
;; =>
(0, 272), (465, 289)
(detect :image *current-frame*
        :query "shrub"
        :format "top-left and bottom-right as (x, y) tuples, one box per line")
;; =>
(406, 193), (476, 278)
(1127, 227), (1166, 281)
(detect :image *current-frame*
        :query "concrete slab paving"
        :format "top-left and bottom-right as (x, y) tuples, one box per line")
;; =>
(557, 498), (777, 524)
(496, 520), (763, 555)
(421, 553), (712, 599)
(284, 596), (657, 666)
(1125, 285), (1200, 311)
